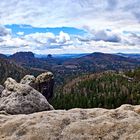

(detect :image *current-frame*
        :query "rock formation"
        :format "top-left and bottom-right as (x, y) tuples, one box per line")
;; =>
(20, 72), (54, 101)
(20, 75), (36, 87)
(0, 77), (54, 114)
(0, 104), (140, 140)
(35, 72), (54, 100)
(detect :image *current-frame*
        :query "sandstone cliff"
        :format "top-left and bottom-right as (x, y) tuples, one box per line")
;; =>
(0, 104), (140, 140)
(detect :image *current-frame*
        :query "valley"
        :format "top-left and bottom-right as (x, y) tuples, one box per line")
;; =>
(0, 51), (140, 110)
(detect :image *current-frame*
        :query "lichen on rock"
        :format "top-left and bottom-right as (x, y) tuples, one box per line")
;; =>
(20, 75), (36, 86)
(35, 72), (54, 83)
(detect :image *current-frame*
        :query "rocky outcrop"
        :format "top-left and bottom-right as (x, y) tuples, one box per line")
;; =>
(0, 78), (54, 114)
(9, 52), (35, 60)
(35, 72), (54, 100)
(0, 104), (140, 140)
(20, 75), (36, 87)
(20, 72), (54, 101)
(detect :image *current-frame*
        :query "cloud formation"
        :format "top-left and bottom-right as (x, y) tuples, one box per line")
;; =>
(0, 25), (139, 54)
(0, 26), (11, 37)
(0, 0), (139, 54)
(0, 0), (139, 30)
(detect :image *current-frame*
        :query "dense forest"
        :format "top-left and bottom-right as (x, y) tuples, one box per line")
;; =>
(125, 68), (140, 81)
(51, 69), (140, 109)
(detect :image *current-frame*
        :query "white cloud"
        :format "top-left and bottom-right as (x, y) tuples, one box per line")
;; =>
(0, 0), (140, 54)
(57, 31), (70, 44)
(24, 32), (56, 45)
(17, 32), (24, 36)
(0, 26), (139, 54)
(0, 26), (11, 36)
(0, 0), (139, 32)
(79, 29), (121, 43)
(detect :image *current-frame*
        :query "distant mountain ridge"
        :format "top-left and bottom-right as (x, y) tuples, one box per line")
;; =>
(35, 53), (89, 59)
(0, 54), (8, 59)
(0, 51), (140, 86)
(116, 53), (140, 60)
(8, 52), (52, 70)
(63, 52), (140, 72)
(9, 51), (35, 59)
(0, 53), (50, 84)
(1, 52), (140, 72)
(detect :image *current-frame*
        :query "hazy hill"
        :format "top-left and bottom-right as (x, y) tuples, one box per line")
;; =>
(9, 51), (34, 61)
(0, 58), (28, 84)
(2, 51), (139, 88)
(0, 56), (48, 85)
(116, 53), (140, 61)
(7, 52), (140, 73)
(0, 54), (8, 59)
(63, 52), (140, 72)
(9, 52), (51, 70)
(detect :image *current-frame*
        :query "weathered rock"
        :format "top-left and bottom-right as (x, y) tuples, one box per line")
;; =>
(20, 72), (54, 101)
(0, 104), (140, 140)
(35, 72), (54, 100)
(0, 78), (54, 114)
(20, 75), (36, 87)
(0, 85), (4, 96)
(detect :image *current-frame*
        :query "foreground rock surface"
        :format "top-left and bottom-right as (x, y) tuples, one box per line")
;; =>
(0, 104), (140, 140)
(0, 78), (54, 114)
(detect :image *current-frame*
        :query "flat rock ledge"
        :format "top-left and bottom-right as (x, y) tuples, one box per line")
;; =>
(0, 104), (140, 140)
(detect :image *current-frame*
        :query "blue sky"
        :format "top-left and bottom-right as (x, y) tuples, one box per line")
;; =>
(5, 24), (86, 36)
(0, 0), (140, 54)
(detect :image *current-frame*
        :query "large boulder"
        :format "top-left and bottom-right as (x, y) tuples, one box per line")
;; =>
(35, 72), (54, 101)
(20, 72), (54, 101)
(0, 104), (140, 140)
(0, 78), (54, 114)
